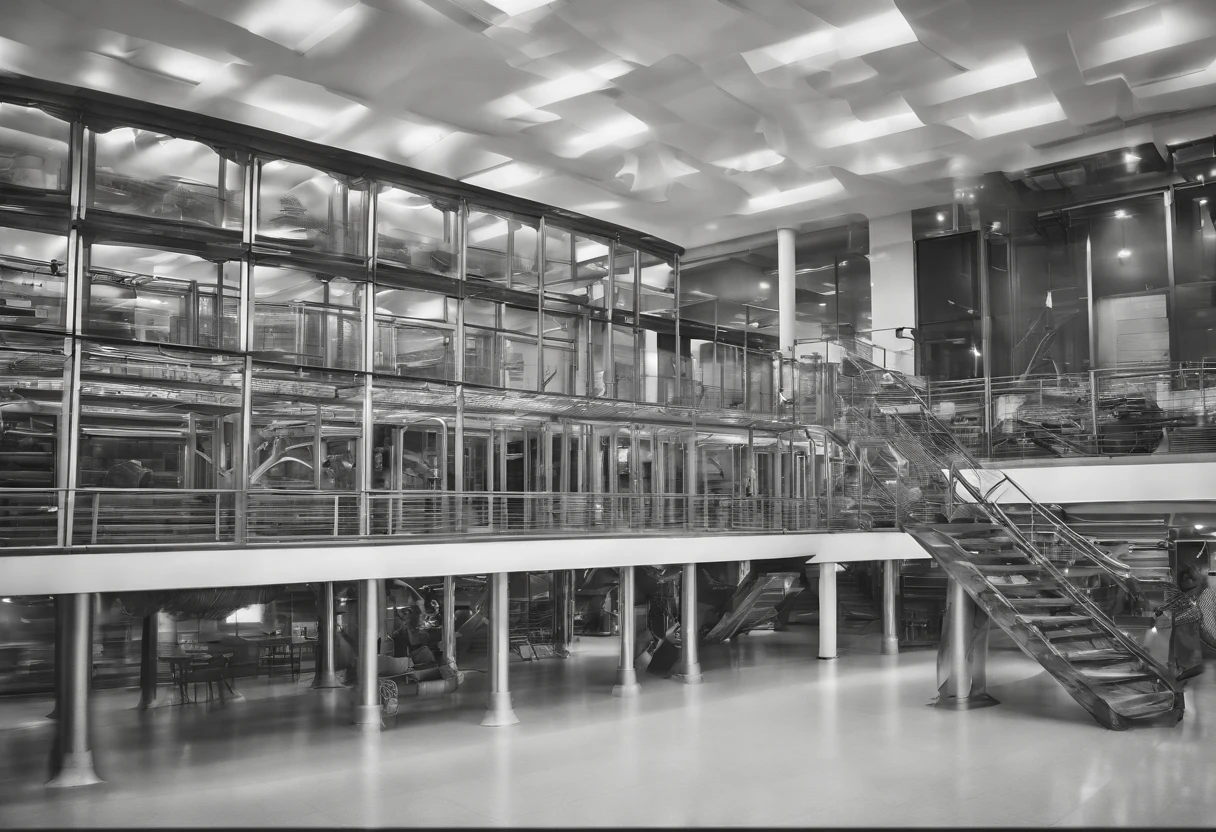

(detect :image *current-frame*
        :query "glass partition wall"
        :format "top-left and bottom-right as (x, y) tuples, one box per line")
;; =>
(3, 84), (852, 551)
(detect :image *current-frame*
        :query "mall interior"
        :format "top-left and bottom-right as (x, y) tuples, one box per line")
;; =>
(1, 0), (1216, 827)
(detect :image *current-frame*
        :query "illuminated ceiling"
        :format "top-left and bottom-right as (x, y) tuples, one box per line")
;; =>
(6, 0), (1216, 249)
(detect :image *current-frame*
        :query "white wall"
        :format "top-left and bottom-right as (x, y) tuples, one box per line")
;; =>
(867, 211), (916, 374)
(964, 459), (1216, 505)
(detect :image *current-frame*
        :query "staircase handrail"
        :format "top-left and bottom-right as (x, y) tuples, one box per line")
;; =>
(835, 348), (1145, 596)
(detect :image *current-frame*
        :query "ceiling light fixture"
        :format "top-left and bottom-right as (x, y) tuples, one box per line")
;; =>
(1117, 248), (1132, 259)
(713, 149), (785, 172)
(568, 115), (648, 155)
(1123, 152), (1141, 163)
(936, 212), (946, 222)
(1200, 199), (1209, 206)
(1115, 209), (1128, 219)
(758, 281), (771, 290)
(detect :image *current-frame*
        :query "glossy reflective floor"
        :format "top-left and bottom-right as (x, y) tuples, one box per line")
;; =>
(0, 627), (1212, 828)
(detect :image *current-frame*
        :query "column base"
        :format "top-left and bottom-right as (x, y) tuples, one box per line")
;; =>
(480, 691), (519, 727)
(311, 670), (344, 690)
(351, 703), (381, 728)
(881, 637), (900, 656)
(136, 691), (181, 710)
(46, 751), (103, 789)
(817, 654), (837, 660)
(932, 693), (1000, 711)
(45, 707), (58, 720)
(672, 663), (703, 684)
(612, 667), (640, 697)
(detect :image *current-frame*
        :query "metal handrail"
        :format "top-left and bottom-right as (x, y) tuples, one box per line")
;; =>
(833, 347), (1144, 595)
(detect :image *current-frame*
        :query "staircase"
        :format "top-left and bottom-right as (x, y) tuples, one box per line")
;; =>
(702, 572), (799, 643)
(831, 353), (1184, 730)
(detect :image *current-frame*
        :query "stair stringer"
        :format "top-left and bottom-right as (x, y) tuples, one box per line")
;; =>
(906, 526), (1184, 730)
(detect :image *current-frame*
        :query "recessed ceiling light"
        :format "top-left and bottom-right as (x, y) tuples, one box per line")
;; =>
(818, 302), (827, 307)
(1123, 152), (1140, 163)
(745, 179), (844, 213)
(1114, 209), (1128, 219)
(1117, 248), (1132, 259)
(936, 212), (946, 222)
(714, 149), (785, 172)
(462, 163), (542, 190)
(568, 115), (648, 155)
(758, 281), (771, 290)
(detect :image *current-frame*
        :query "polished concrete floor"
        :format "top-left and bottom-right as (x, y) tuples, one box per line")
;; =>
(0, 627), (1212, 828)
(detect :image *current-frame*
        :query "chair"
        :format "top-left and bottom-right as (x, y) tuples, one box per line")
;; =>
(185, 653), (234, 703)
(262, 643), (292, 678)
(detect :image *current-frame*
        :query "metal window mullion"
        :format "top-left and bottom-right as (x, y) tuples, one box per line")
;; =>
(241, 160), (260, 355)
(606, 239), (615, 398)
(456, 201), (467, 385)
(236, 355), (253, 543)
(673, 253), (681, 404)
(1164, 189), (1179, 362)
(633, 247), (642, 402)
(59, 347), (82, 548)
(537, 217), (546, 393)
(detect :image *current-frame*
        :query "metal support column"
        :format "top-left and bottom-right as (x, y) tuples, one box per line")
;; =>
(675, 563), (703, 684)
(481, 572), (520, 726)
(933, 577), (999, 710)
(137, 614), (174, 709)
(352, 579), (380, 728)
(312, 582), (341, 689)
(881, 560), (900, 656)
(612, 565), (641, 697)
(48, 595), (67, 719)
(818, 562), (837, 659)
(47, 594), (102, 788)
(442, 575), (457, 669)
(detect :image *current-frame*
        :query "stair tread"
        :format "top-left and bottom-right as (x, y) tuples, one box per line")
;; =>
(977, 564), (1046, 573)
(1104, 690), (1178, 720)
(1042, 627), (1109, 641)
(1008, 597), (1075, 608)
(1021, 613), (1093, 625)
(1059, 647), (1134, 662)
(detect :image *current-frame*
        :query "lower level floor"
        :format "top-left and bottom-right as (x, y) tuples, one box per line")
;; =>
(0, 625), (1211, 828)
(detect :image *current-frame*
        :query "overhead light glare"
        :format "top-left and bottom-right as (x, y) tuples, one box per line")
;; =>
(1199, 199), (1208, 206)
(1123, 152), (1141, 163)
(462, 163), (542, 190)
(744, 179), (844, 213)
(1117, 248), (1132, 259)
(936, 212), (946, 222)
(758, 281), (771, 290)
(971, 99), (1067, 137)
(821, 111), (924, 147)
(713, 149), (785, 172)
(569, 115), (648, 155)
(483, 0), (552, 16)
(1115, 209), (1128, 219)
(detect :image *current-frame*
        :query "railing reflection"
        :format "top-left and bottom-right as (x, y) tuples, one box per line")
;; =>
(4, 488), (826, 551)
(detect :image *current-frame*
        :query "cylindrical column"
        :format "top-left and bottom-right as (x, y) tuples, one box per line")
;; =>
(934, 577), (999, 710)
(882, 560), (900, 656)
(554, 570), (573, 658)
(442, 575), (457, 668)
(676, 563), (703, 684)
(777, 228), (796, 357)
(352, 579), (380, 728)
(481, 572), (519, 726)
(137, 614), (171, 709)
(613, 565), (641, 697)
(818, 562), (837, 660)
(313, 582), (341, 689)
(47, 593), (102, 788)
(48, 595), (67, 719)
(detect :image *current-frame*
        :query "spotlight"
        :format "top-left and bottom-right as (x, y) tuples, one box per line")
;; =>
(1123, 152), (1140, 163)
(758, 281), (771, 290)
(971, 347), (981, 357)
(1201, 199), (1209, 206)
(1114, 209), (1128, 219)
(936, 212), (945, 222)
(991, 221), (1002, 231)
(1196, 524), (1205, 531)
(1117, 248), (1132, 259)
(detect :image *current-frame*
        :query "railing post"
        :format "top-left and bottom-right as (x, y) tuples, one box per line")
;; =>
(90, 493), (99, 545)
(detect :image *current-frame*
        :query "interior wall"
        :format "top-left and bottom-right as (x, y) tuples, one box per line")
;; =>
(868, 211), (916, 373)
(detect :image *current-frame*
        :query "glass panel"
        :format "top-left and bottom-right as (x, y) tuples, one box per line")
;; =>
(252, 265), (363, 370)
(916, 232), (981, 379)
(543, 224), (573, 296)
(542, 342), (578, 395)
(542, 310), (577, 342)
(639, 253), (676, 318)
(464, 327), (497, 387)
(638, 328), (678, 404)
(373, 286), (450, 322)
(466, 210), (508, 283)
(612, 325), (635, 400)
(590, 321), (608, 397)
(1175, 283), (1216, 362)
(249, 364), (362, 493)
(77, 343), (242, 490)
(612, 244), (636, 314)
(257, 160), (366, 257)
(574, 235), (611, 307)
(374, 320), (455, 380)
(0, 226), (67, 330)
(92, 127), (243, 229)
(511, 222), (539, 292)
(1007, 208), (1090, 375)
(501, 304), (538, 335)
(747, 350), (773, 413)
(500, 333), (538, 390)
(464, 298), (497, 328)
(85, 243), (239, 350)
(0, 103), (70, 192)
(0, 333), (65, 498)
(375, 185), (456, 275)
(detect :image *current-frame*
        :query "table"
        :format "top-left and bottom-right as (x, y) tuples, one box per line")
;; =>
(157, 648), (211, 704)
